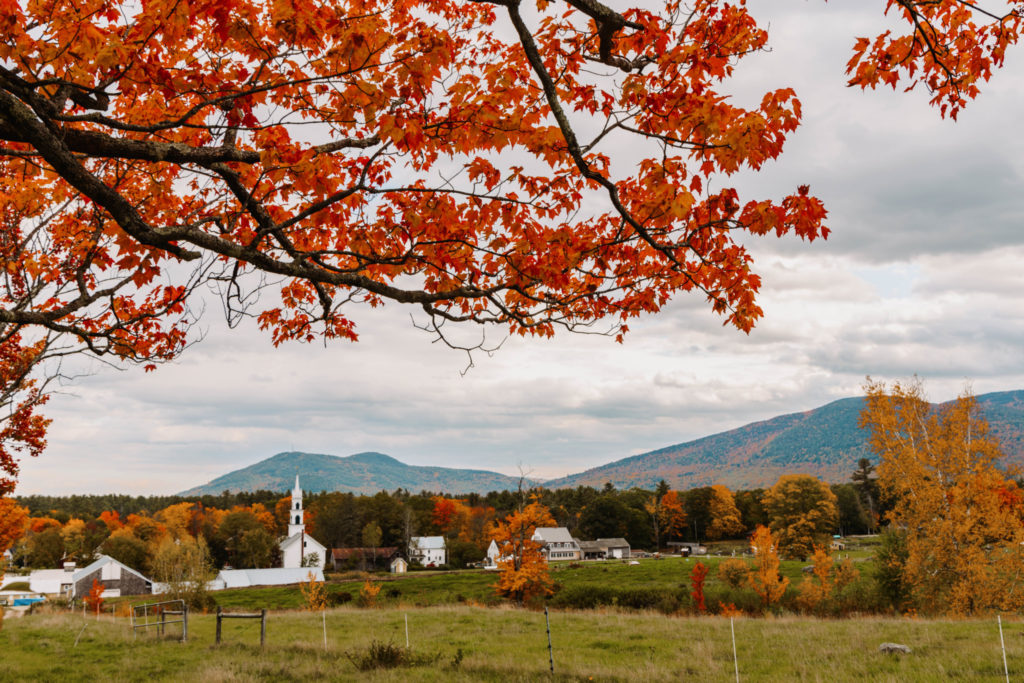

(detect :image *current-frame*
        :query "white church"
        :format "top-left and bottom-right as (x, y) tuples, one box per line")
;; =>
(279, 475), (327, 570)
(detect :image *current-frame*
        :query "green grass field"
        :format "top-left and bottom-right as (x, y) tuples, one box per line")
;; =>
(4, 549), (1015, 681)
(211, 554), (855, 611)
(2, 606), (1020, 681)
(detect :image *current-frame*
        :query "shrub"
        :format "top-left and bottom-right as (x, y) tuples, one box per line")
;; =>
(328, 591), (353, 606)
(346, 640), (444, 671)
(548, 585), (620, 609)
(717, 558), (750, 589)
(346, 643), (438, 671)
(359, 580), (381, 608)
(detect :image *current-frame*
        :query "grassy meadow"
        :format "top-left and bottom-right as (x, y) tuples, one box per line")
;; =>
(211, 540), (880, 613)
(2, 604), (1021, 681)
(4, 544), (1018, 681)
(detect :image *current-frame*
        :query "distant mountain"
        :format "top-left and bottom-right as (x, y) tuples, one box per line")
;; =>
(543, 390), (1024, 491)
(178, 451), (530, 496)
(181, 391), (1024, 496)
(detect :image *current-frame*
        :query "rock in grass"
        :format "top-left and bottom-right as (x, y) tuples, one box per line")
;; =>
(878, 643), (912, 655)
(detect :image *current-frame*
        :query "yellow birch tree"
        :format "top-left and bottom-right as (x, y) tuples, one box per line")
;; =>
(861, 379), (1024, 615)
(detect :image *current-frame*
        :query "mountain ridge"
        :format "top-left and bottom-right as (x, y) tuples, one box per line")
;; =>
(180, 390), (1024, 495)
(178, 450), (532, 496)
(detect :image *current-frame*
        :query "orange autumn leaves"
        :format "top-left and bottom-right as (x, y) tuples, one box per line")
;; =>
(862, 379), (1024, 615)
(846, 1), (1024, 119)
(488, 501), (557, 605)
(0, 0), (827, 489)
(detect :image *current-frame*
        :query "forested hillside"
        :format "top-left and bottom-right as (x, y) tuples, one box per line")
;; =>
(545, 391), (1024, 490)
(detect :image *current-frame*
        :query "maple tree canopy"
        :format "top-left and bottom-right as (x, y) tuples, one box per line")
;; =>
(0, 0), (1020, 493)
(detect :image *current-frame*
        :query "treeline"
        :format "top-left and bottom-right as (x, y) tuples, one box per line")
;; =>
(7, 468), (882, 573)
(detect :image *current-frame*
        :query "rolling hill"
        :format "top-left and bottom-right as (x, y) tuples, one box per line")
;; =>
(177, 451), (531, 496)
(543, 390), (1024, 491)
(180, 390), (1024, 495)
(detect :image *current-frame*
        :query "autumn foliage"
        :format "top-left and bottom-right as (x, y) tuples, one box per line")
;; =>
(301, 570), (327, 611)
(846, 1), (1024, 119)
(690, 560), (709, 613)
(0, 0), (1018, 491)
(705, 485), (744, 541)
(862, 379), (1024, 615)
(748, 525), (788, 608)
(488, 500), (556, 605)
(83, 578), (104, 615)
(0, 0), (844, 489)
(0, 497), (28, 553)
(762, 474), (838, 561)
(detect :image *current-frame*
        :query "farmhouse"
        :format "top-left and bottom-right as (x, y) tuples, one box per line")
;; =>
(532, 527), (582, 561)
(409, 536), (447, 567)
(279, 475), (327, 570)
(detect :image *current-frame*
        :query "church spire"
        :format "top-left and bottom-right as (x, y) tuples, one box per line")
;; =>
(288, 473), (304, 537)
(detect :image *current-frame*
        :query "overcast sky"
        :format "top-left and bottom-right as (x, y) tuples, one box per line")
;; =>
(15, 1), (1024, 495)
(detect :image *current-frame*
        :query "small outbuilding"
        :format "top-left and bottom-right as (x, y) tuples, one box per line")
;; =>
(596, 538), (631, 559)
(389, 557), (408, 574)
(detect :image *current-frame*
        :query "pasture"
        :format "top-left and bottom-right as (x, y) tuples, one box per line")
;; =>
(2, 604), (1021, 681)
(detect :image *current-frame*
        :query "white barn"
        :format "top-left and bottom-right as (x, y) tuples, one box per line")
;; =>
(30, 556), (152, 598)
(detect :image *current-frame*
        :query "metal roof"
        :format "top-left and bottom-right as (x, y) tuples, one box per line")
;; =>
(216, 567), (324, 589)
(532, 527), (576, 544)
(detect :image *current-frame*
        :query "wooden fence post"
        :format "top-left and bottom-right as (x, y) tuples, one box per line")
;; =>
(544, 606), (554, 674)
(216, 606), (222, 645)
(260, 609), (266, 648)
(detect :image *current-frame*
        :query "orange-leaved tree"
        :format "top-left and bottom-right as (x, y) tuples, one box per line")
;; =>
(658, 490), (687, 544)
(861, 378), (1024, 615)
(706, 484), (744, 540)
(762, 474), (838, 561)
(1, 0), (1015, 492)
(300, 570), (327, 611)
(488, 500), (556, 605)
(748, 525), (788, 609)
(83, 578), (104, 615)
(690, 560), (709, 613)
(0, 497), (28, 554)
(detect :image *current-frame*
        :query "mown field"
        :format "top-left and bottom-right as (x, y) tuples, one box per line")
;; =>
(2, 605), (1020, 681)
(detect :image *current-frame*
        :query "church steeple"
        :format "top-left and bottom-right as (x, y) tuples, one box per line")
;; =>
(288, 474), (304, 537)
